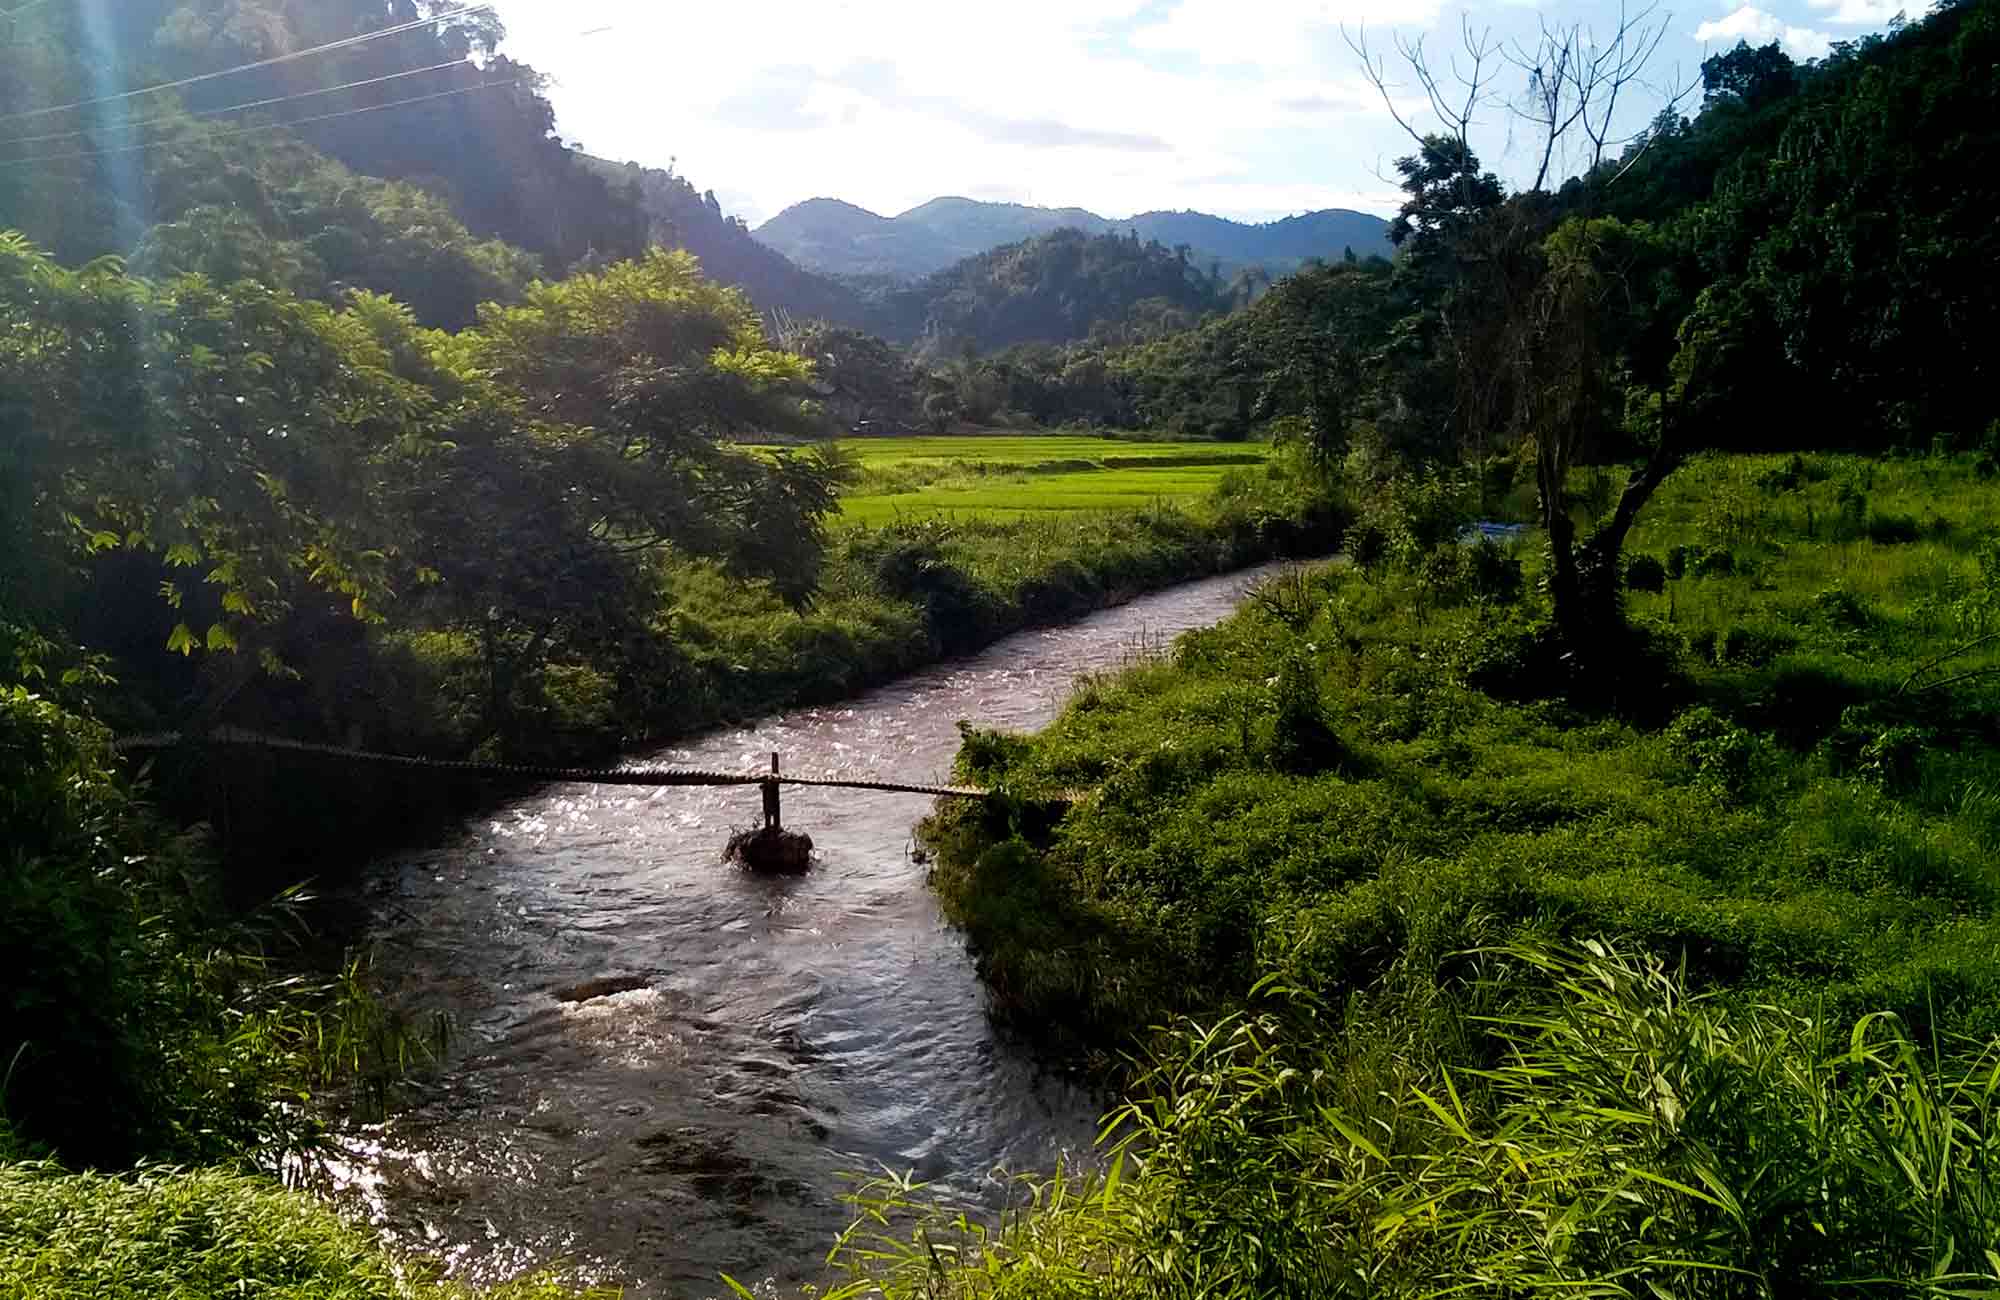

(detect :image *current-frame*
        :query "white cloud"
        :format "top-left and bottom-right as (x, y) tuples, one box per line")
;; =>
(1693, 5), (1834, 57)
(496, 0), (1645, 224)
(1804, 0), (1908, 23)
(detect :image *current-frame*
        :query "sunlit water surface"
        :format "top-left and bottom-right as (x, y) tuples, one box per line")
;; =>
(326, 563), (1296, 1295)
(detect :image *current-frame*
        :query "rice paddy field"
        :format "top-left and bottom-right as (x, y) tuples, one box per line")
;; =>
(755, 433), (1272, 526)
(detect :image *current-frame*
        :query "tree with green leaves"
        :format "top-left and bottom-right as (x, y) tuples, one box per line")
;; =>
(400, 249), (845, 739)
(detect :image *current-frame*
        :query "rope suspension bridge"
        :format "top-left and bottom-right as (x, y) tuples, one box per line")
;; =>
(113, 728), (1029, 869)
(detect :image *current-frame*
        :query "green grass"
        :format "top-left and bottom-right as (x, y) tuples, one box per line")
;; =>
(839, 464), (1262, 525)
(404, 451), (1337, 764)
(819, 943), (2000, 1298)
(746, 433), (1273, 526)
(0, 1162), (615, 1299)
(883, 451), (2000, 1294)
(807, 433), (1263, 468)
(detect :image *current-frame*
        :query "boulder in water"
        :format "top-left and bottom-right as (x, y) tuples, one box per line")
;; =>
(726, 825), (814, 875)
(551, 975), (652, 1003)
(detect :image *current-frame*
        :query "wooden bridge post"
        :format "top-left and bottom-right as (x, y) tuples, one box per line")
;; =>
(762, 751), (781, 830)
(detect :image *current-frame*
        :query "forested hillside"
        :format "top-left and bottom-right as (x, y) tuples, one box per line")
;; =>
(871, 227), (1231, 351)
(585, 157), (872, 326)
(0, 0), (647, 328)
(755, 192), (1393, 280)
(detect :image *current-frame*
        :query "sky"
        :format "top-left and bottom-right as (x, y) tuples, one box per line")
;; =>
(496, 0), (1908, 229)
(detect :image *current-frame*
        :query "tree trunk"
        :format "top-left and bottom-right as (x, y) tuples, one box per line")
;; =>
(1544, 447), (1682, 649)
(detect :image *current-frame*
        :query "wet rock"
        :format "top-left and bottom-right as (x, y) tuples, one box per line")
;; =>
(551, 975), (652, 1003)
(725, 826), (814, 874)
(634, 1127), (804, 1209)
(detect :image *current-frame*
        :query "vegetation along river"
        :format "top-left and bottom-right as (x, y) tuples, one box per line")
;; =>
(326, 561), (1301, 1295)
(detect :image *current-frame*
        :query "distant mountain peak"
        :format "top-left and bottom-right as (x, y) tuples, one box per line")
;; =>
(754, 194), (1392, 282)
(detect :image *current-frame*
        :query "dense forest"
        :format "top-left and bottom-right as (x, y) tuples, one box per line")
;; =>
(0, 0), (654, 328)
(870, 226), (1233, 351)
(9, 0), (2000, 1294)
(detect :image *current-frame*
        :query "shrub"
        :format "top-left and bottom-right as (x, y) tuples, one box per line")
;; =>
(858, 532), (996, 653)
(1454, 613), (1567, 702)
(1462, 538), (1524, 603)
(1626, 553), (1668, 593)
(1865, 511), (1922, 545)
(1831, 482), (1871, 541)
(1825, 705), (1934, 789)
(0, 688), (166, 1163)
(1666, 544), (1737, 579)
(0, 1163), (607, 1299)
(0, 689), (428, 1167)
(1346, 519), (1390, 572)
(1667, 706), (1764, 800)
(1811, 586), (1873, 630)
(1717, 623), (1799, 667)
(1692, 547), (1737, 578)
(1269, 653), (1344, 775)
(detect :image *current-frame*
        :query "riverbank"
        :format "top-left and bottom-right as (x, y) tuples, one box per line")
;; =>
(170, 451), (1345, 878)
(883, 452), (2000, 1294)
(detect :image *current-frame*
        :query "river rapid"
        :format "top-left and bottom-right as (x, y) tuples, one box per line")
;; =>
(328, 562), (1296, 1296)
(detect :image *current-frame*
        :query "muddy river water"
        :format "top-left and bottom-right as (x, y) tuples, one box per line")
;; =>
(328, 562), (1295, 1295)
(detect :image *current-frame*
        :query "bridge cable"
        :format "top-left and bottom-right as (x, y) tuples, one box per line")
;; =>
(0, 2), (498, 127)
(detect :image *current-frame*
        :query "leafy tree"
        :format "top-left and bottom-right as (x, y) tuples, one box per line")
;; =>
(1248, 259), (1396, 462)
(0, 232), (422, 666)
(401, 250), (844, 738)
(1700, 40), (1798, 112)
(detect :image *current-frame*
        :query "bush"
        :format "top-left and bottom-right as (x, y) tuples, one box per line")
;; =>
(0, 688), (178, 1164)
(1865, 511), (1922, 545)
(1666, 706), (1763, 800)
(1692, 547), (1737, 577)
(1462, 538), (1524, 603)
(1346, 519), (1390, 571)
(1626, 552), (1668, 593)
(1717, 623), (1799, 667)
(1665, 543), (1736, 579)
(1811, 586), (1873, 630)
(0, 1163), (607, 1299)
(1269, 653), (1345, 775)
(1, 688), (423, 1167)
(1454, 613), (1567, 702)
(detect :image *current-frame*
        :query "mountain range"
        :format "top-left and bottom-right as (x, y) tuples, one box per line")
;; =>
(754, 196), (1394, 282)
(582, 159), (1398, 350)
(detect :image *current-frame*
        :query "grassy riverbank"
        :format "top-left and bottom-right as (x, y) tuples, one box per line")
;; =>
(0, 1156), (614, 1300)
(883, 451), (2000, 1295)
(188, 446), (1343, 872)
(202, 444), (1320, 766)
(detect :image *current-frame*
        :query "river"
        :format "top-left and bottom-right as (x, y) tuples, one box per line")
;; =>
(326, 561), (1295, 1296)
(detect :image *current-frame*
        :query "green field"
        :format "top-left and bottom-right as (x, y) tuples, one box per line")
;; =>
(752, 433), (1272, 525)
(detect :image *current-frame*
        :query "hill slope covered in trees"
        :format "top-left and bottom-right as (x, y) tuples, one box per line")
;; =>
(870, 226), (1232, 352)
(582, 158), (873, 327)
(0, 0), (648, 329)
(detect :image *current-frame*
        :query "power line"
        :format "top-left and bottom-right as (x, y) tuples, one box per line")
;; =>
(0, 78), (523, 170)
(0, 2), (497, 127)
(0, 0), (63, 19)
(0, 58), (473, 148)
